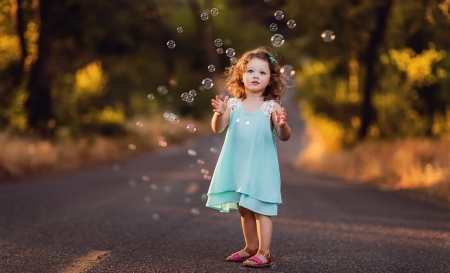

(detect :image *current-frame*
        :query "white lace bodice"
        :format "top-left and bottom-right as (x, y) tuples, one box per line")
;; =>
(227, 98), (275, 118)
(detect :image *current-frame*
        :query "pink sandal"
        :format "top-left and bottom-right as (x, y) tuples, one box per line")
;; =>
(225, 247), (258, 262)
(243, 249), (275, 268)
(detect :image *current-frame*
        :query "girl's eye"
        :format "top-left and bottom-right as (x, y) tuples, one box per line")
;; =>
(248, 70), (253, 73)
(260, 72), (266, 75)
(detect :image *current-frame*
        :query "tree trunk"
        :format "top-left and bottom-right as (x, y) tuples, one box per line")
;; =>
(358, 0), (394, 139)
(25, 0), (54, 138)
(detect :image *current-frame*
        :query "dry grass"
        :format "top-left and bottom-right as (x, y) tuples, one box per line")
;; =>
(0, 116), (211, 182)
(296, 126), (450, 202)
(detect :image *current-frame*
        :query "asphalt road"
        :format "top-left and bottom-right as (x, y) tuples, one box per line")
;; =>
(1, 91), (450, 273)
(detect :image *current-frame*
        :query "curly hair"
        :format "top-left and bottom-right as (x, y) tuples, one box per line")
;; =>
(223, 47), (286, 104)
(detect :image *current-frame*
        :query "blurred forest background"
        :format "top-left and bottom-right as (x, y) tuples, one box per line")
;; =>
(0, 0), (449, 200)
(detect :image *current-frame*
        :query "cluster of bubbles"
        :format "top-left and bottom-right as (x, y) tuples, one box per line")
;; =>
(200, 7), (219, 21)
(163, 111), (180, 124)
(181, 90), (197, 102)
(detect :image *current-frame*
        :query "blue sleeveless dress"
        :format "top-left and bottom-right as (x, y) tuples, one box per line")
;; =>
(206, 98), (282, 216)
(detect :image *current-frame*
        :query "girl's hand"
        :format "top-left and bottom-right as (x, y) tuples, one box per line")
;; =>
(274, 107), (287, 128)
(211, 95), (229, 116)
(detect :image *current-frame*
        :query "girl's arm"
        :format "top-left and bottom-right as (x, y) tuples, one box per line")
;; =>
(211, 96), (231, 133)
(271, 102), (291, 141)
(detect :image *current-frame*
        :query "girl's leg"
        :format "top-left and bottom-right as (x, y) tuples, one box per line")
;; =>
(238, 205), (258, 251)
(243, 213), (273, 265)
(227, 205), (258, 260)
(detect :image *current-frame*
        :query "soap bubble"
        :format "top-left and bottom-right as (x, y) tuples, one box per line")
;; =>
(169, 79), (177, 86)
(150, 184), (158, 190)
(270, 23), (278, 31)
(167, 40), (176, 49)
(211, 8), (219, 16)
(280, 65), (295, 77)
(202, 78), (214, 89)
(184, 197), (192, 204)
(157, 85), (168, 95)
(142, 175), (150, 182)
(144, 196), (151, 203)
(208, 64), (216, 72)
(321, 30), (336, 42)
(187, 124), (197, 133)
(230, 57), (237, 65)
(191, 208), (200, 215)
(136, 121), (143, 128)
(226, 48), (235, 57)
(147, 94), (155, 100)
(152, 213), (160, 220)
(128, 179), (136, 188)
(214, 38), (223, 47)
(189, 90), (197, 97)
(274, 10), (284, 20)
(185, 96), (194, 103)
(210, 147), (218, 153)
(177, 27), (183, 33)
(181, 92), (190, 101)
(271, 34), (285, 47)
(200, 12), (209, 21)
(128, 144), (136, 150)
(197, 159), (205, 165)
(188, 149), (197, 156)
(287, 20), (296, 28)
(216, 48), (224, 54)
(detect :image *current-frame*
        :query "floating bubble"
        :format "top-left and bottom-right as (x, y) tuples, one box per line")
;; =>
(214, 38), (223, 47)
(189, 90), (197, 97)
(177, 27), (183, 33)
(171, 115), (179, 124)
(225, 48), (235, 57)
(187, 124), (197, 133)
(164, 186), (171, 192)
(150, 184), (158, 190)
(287, 20), (296, 28)
(142, 175), (150, 182)
(168, 113), (176, 121)
(163, 111), (171, 119)
(270, 23), (278, 31)
(208, 64), (216, 72)
(271, 34), (285, 47)
(181, 92), (190, 101)
(158, 140), (167, 147)
(167, 40), (176, 49)
(184, 197), (192, 204)
(230, 57), (237, 65)
(152, 213), (160, 220)
(147, 94), (155, 100)
(201, 193), (207, 200)
(185, 96), (194, 103)
(202, 78), (214, 89)
(216, 48), (224, 54)
(200, 12), (209, 21)
(191, 208), (200, 215)
(136, 121), (143, 128)
(321, 30), (336, 42)
(211, 8), (219, 16)
(263, 0), (270, 2)
(157, 85), (168, 95)
(199, 86), (205, 91)
(128, 144), (136, 150)
(169, 79), (177, 86)
(280, 64), (295, 77)
(144, 196), (151, 203)
(113, 163), (120, 171)
(197, 159), (205, 165)
(210, 147), (218, 153)
(274, 10), (284, 20)
(128, 179), (136, 187)
(188, 149), (197, 156)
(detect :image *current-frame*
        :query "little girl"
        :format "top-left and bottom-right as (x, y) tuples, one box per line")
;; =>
(206, 47), (291, 268)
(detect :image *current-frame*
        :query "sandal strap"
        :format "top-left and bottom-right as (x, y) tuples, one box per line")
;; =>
(244, 246), (258, 256)
(231, 252), (241, 260)
(248, 256), (263, 265)
(257, 249), (274, 263)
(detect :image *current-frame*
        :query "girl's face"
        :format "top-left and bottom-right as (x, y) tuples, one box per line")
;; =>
(242, 58), (270, 95)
